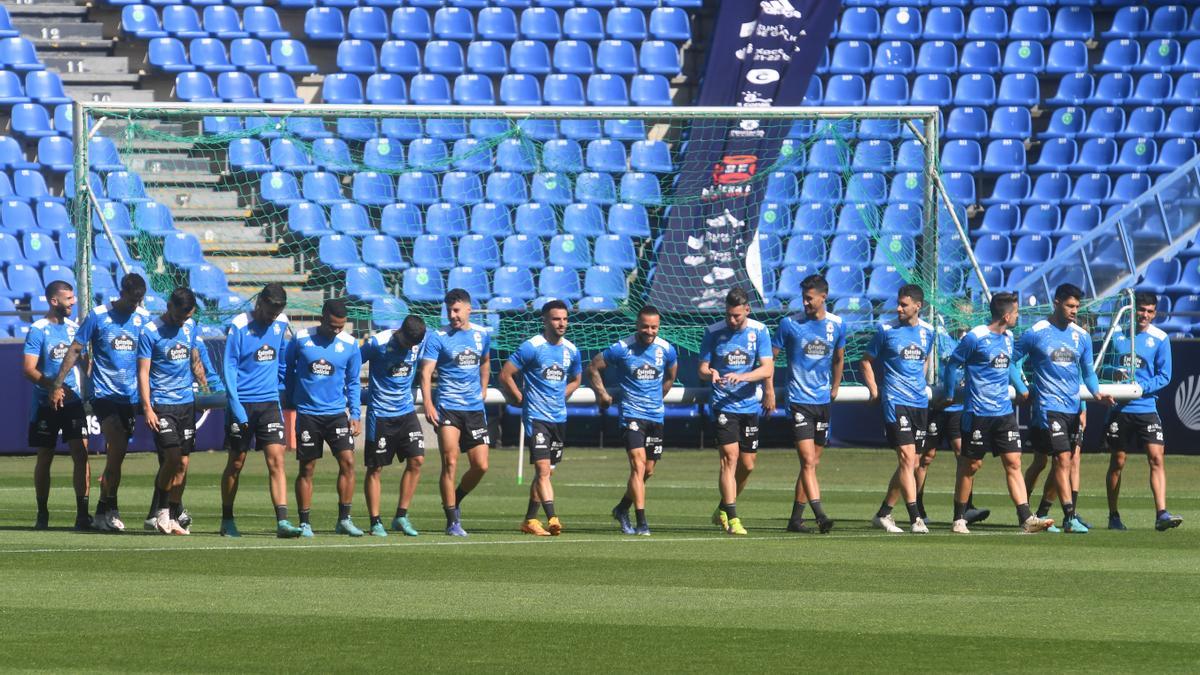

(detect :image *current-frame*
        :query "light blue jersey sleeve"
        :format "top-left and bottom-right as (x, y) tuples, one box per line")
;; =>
(754, 324), (772, 361)
(698, 328), (714, 365)
(1145, 337), (1173, 395)
(223, 323), (246, 423)
(345, 342), (363, 420)
(23, 323), (43, 358)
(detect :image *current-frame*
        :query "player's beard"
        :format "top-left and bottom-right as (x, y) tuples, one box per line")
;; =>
(52, 303), (71, 320)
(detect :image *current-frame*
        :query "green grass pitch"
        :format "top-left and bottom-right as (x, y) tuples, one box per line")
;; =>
(0, 447), (1197, 672)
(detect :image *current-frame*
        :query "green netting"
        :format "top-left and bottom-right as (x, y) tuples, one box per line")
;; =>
(73, 105), (1130, 387)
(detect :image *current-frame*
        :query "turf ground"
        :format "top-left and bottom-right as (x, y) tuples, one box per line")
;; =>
(0, 446), (1197, 673)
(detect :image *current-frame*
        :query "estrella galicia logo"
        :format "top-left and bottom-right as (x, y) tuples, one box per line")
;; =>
(110, 334), (135, 352)
(455, 349), (480, 368)
(803, 339), (829, 358)
(1173, 375), (1200, 431)
(310, 358), (334, 376)
(634, 364), (659, 381)
(50, 342), (69, 360)
(901, 343), (925, 361)
(724, 348), (749, 367)
(1050, 347), (1077, 365)
(1120, 353), (1148, 370)
(255, 344), (276, 363)
(543, 363), (566, 382)
(167, 343), (189, 361)
(990, 352), (1011, 369)
(390, 362), (412, 378)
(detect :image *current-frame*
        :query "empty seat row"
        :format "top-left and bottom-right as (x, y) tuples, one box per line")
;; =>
(8, 103), (76, 139)
(948, 105), (1200, 142)
(121, 5), (289, 40)
(334, 37), (681, 76)
(304, 6), (690, 43)
(318, 231), (638, 270)
(289, 200), (652, 239)
(320, 71), (673, 106)
(149, 37), (318, 74)
(231, 136), (674, 175)
(174, 71), (302, 102)
(259, 169), (664, 208)
(0, 71), (72, 106)
(977, 203), (1107, 236)
(342, 263), (630, 307)
(943, 136), (1196, 174)
(982, 171), (1164, 207)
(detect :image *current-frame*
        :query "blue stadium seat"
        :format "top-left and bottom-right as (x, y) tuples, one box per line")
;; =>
(122, 6), (167, 40)
(271, 40), (317, 74)
(1097, 39), (1140, 73)
(407, 73), (450, 105)
(989, 106), (1032, 140)
(1104, 6), (1149, 39)
(148, 37), (191, 73)
(776, 265), (818, 302)
(503, 234), (545, 268)
(215, 71), (260, 102)
(395, 171), (443, 206)
(203, 6), (247, 39)
(576, 172), (617, 206)
(303, 7), (344, 41)
(983, 139), (1026, 173)
(287, 202), (328, 238)
(424, 203), (468, 236)
(649, 7), (689, 41)
(512, 204), (555, 237)
(1151, 138), (1196, 173)
(1128, 73), (1173, 106)
(453, 73), (495, 105)
(330, 202), (376, 237)
(10, 104), (55, 140)
(35, 136), (71, 173)
(551, 39), (593, 74)
(1121, 107), (1165, 139)
(873, 40), (913, 75)
(800, 172), (843, 205)
(1046, 40), (1088, 75)
(629, 140), (672, 174)
(983, 172), (1030, 207)
(538, 265), (582, 301)
(866, 266), (906, 302)
(828, 233), (872, 267)
(1030, 172), (1070, 205)
(1032, 139), (1077, 173)
(601, 203), (646, 238)
(457, 234), (500, 269)
(867, 73), (909, 105)
(24, 71), (69, 105)
(596, 39), (638, 75)
(549, 234), (591, 269)
(1052, 7), (1093, 41)
(424, 41), (464, 75)
(974, 234), (1011, 266)
(839, 7), (881, 40)
(583, 265), (627, 300)
(544, 73), (585, 105)
(1065, 173), (1111, 206)
(260, 171), (301, 207)
(880, 7), (920, 40)
(36, 200), (70, 234)
(345, 266), (391, 303)
(832, 40), (872, 75)
(441, 171), (485, 206)
(434, 6), (475, 40)
(888, 172), (924, 204)
(530, 172), (571, 206)
(941, 140), (982, 173)
(580, 139), (624, 173)
(491, 266), (535, 304)
(944, 106), (987, 140)
(258, 72), (301, 103)
(520, 8), (561, 41)
(0, 71), (28, 106)
(189, 264), (231, 300)
(190, 38), (234, 73)
(244, 7), (288, 39)
(630, 74), (671, 106)
(104, 171), (149, 205)
(593, 234), (635, 269)
(980, 203), (1019, 234)
(499, 73), (542, 105)
(1112, 138), (1158, 172)
(846, 173), (887, 205)
(41, 264), (75, 289)
(371, 297), (410, 331)
(1180, 40), (1200, 74)
(824, 74), (866, 106)
(1011, 6), (1050, 39)
(487, 171), (529, 205)
(162, 6), (206, 39)
(640, 39), (681, 76)
(587, 73), (629, 105)
(826, 265), (867, 299)
(478, 7), (518, 42)
(619, 172), (662, 205)
(756, 233), (783, 270)
(447, 266), (491, 302)
(953, 73), (996, 106)
(359, 137), (402, 172)
(378, 203), (421, 238)
(1003, 41), (1044, 74)
(605, 7), (645, 40)
(559, 203), (603, 238)
(229, 138), (273, 174)
(1008, 234), (1052, 268)
(321, 73), (362, 104)
(301, 171), (347, 206)
(1016, 204), (1061, 236)
(925, 8), (965, 41)
(966, 6), (1007, 40)
(783, 234), (827, 267)
(1148, 5), (1187, 38)
(764, 172), (799, 205)
(1108, 173), (1151, 206)
(941, 172), (975, 207)
(1075, 138), (1117, 173)
(412, 234), (455, 270)
(391, 7), (432, 40)
(336, 39), (377, 74)
(1043, 106), (1084, 138)
(1168, 261), (1200, 295)
(914, 40), (957, 75)
(228, 38), (272, 73)
(1137, 38), (1180, 73)
(378, 39), (421, 74)
(911, 73), (952, 106)
(961, 40), (1001, 74)
(1171, 72), (1200, 105)
(318, 234), (361, 271)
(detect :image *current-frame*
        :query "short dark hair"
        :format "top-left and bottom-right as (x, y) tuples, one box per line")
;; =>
(898, 284), (924, 304)
(990, 292), (1019, 320)
(400, 314), (426, 346)
(168, 286), (197, 313)
(725, 287), (750, 308)
(45, 280), (73, 299)
(1135, 291), (1158, 308)
(800, 274), (829, 295)
(1054, 283), (1083, 303)
(120, 273), (147, 297)
(541, 299), (568, 316)
(259, 282), (287, 308)
(322, 298), (348, 319)
(638, 304), (660, 319)
(445, 288), (472, 307)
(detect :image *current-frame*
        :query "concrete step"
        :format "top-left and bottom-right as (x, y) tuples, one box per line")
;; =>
(229, 285), (323, 307)
(67, 86), (155, 102)
(181, 227), (271, 246)
(17, 22), (106, 39)
(8, 5), (87, 18)
(60, 71), (139, 85)
(30, 38), (113, 52)
(174, 208), (254, 221)
(147, 186), (241, 209)
(125, 156), (215, 175)
(41, 55), (131, 74)
(226, 271), (307, 284)
(142, 170), (221, 186)
(212, 256), (294, 276)
(202, 241), (279, 255)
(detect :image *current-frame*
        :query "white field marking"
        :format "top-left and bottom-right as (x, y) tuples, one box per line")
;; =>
(0, 530), (1029, 555)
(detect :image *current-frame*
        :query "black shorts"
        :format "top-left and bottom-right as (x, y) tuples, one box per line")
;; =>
(925, 409), (962, 451)
(885, 405), (928, 448)
(1106, 412), (1164, 453)
(439, 408), (490, 449)
(712, 411), (760, 453)
(1031, 410), (1081, 456)
(151, 403), (196, 456)
(962, 412), (1022, 459)
(225, 400), (286, 453)
(92, 397), (137, 441)
(28, 400), (87, 448)
(528, 419), (565, 466)
(621, 418), (663, 461)
(366, 412), (425, 468)
(790, 403), (830, 446)
(296, 412), (354, 461)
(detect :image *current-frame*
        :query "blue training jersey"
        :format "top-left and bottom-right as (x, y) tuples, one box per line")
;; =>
(937, 329), (963, 414)
(362, 330), (424, 418)
(508, 333), (581, 429)
(75, 302), (151, 403)
(223, 311), (290, 424)
(285, 328), (362, 419)
(865, 319), (934, 422)
(420, 324), (490, 412)
(601, 334), (678, 423)
(699, 318), (772, 414)
(137, 316), (202, 406)
(1110, 325), (1172, 415)
(949, 325), (1018, 417)
(1015, 319), (1099, 427)
(772, 312), (846, 406)
(24, 317), (82, 409)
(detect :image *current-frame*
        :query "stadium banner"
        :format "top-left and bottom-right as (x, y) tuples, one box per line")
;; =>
(647, 0), (841, 311)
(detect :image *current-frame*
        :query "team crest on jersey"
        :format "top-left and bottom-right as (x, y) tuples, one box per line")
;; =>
(901, 343), (925, 361)
(133, 316), (142, 327)
(1147, 337), (1156, 347)
(654, 347), (664, 366)
(159, 417), (172, 431)
(301, 430), (311, 442)
(230, 422), (240, 433)
(335, 342), (344, 353)
(455, 349), (480, 368)
(377, 437), (387, 450)
(111, 334), (135, 352)
(1110, 421), (1120, 433)
(1050, 347), (1076, 365)
(1051, 420), (1062, 432)
(718, 414), (728, 425)
(255, 344), (276, 362)
(899, 415), (910, 430)
(724, 348), (749, 367)
(929, 421), (939, 435)
(804, 339), (829, 358)
(310, 359), (333, 376)
(535, 432), (545, 444)
(634, 364), (659, 381)
(274, 324), (281, 335)
(990, 352), (1010, 369)
(542, 363), (566, 382)
(50, 342), (69, 360)
(794, 411), (806, 425)
(168, 343), (189, 361)
(628, 420), (639, 431)
(972, 429), (982, 441)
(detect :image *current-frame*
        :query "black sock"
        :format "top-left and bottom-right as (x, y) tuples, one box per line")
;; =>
(1017, 502), (1033, 523)
(916, 488), (926, 516)
(1110, 509), (1121, 519)
(876, 501), (894, 518)
(274, 504), (288, 521)
(148, 488), (166, 519)
(810, 499), (827, 522)
(905, 501), (921, 523)
(370, 515), (382, 527)
(953, 501), (967, 521)
(109, 495), (118, 511)
(542, 500), (556, 519)
(617, 496), (633, 512)
(722, 502), (737, 520)
(1062, 502), (1076, 521)
(157, 490), (170, 510)
(790, 501), (806, 523)
(454, 486), (467, 507)
(168, 502), (182, 520)
(635, 508), (646, 527)
(36, 496), (48, 513)
(525, 500), (540, 520)
(76, 494), (88, 518)
(1037, 499), (1053, 519)
(444, 506), (458, 526)
(338, 503), (352, 520)
(299, 509), (311, 525)
(966, 491), (976, 510)
(95, 498), (109, 515)
(1072, 490), (1079, 509)
(395, 507), (407, 518)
